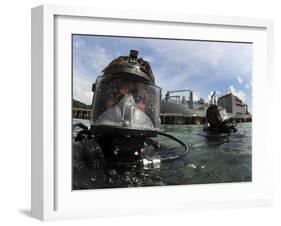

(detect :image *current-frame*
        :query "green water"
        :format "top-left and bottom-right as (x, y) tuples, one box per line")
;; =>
(158, 123), (252, 185)
(73, 121), (252, 189)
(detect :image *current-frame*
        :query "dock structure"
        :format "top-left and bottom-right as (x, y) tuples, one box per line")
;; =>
(160, 113), (251, 125)
(160, 113), (206, 125)
(73, 107), (91, 119)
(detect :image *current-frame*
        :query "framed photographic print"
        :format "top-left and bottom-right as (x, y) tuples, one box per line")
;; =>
(31, 4), (274, 221)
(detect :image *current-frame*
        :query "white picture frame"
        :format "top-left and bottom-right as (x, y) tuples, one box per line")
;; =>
(31, 4), (274, 221)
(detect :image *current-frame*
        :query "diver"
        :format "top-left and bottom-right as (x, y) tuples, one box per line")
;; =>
(73, 50), (189, 167)
(203, 104), (237, 134)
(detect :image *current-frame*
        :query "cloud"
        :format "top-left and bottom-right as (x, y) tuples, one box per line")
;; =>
(144, 55), (154, 63)
(227, 85), (246, 102)
(144, 40), (252, 80)
(237, 76), (243, 84)
(86, 45), (113, 72)
(72, 35), (252, 109)
(245, 84), (250, 89)
(73, 70), (93, 105)
(144, 39), (226, 67)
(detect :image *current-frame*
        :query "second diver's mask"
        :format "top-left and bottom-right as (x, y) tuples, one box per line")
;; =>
(206, 104), (230, 127)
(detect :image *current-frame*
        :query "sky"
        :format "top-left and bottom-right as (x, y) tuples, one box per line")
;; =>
(72, 35), (253, 111)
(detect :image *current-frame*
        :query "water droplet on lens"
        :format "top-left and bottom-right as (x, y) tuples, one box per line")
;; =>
(187, 164), (197, 169)
(109, 169), (117, 176)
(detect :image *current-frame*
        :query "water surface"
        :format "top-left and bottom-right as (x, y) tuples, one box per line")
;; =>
(73, 119), (252, 189)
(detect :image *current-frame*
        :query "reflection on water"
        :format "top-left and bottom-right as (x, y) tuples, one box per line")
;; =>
(73, 119), (252, 190)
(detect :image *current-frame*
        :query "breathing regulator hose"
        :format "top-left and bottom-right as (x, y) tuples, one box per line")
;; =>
(145, 131), (189, 162)
(73, 123), (92, 141)
(73, 122), (89, 131)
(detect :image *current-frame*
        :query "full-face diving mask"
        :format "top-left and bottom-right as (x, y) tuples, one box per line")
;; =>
(91, 75), (161, 136)
(70, 49), (190, 164)
(217, 108), (230, 123)
(90, 50), (161, 161)
(206, 104), (230, 127)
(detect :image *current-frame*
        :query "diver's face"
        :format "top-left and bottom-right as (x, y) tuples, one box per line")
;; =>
(114, 81), (146, 112)
(119, 82), (133, 95)
(105, 99), (115, 109)
(137, 99), (146, 112)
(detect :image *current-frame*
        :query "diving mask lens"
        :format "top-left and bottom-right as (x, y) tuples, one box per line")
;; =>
(92, 76), (160, 131)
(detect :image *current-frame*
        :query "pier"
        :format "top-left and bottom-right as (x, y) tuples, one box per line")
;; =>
(160, 114), (205, 125)
(160, 113), (251, 125)
(73, 108), (91, 119)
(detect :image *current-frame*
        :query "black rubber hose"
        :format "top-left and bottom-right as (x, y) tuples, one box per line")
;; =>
(73, 123), (92, 141)
(156, 131), (189, 162)
(73, 122), (89, 131)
